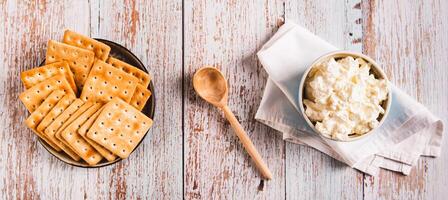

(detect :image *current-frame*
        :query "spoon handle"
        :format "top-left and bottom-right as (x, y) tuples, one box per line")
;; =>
(221, 105), (273, 180)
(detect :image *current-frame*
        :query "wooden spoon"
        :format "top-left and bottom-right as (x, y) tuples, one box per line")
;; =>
(193, 66), (273, 180)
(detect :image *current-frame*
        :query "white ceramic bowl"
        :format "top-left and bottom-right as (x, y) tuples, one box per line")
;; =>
(298, 51), (392, 142)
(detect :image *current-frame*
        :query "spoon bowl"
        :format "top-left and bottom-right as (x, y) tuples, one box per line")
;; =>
(193, 67), (228, 106)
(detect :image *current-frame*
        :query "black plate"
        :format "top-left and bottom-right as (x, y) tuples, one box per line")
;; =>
(38, 39), (155, 167)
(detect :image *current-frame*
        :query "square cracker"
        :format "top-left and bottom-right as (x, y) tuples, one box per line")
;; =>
(60, 103), (104, 165)
(80, 60), (138, 103)
(54, 101), (94, 143)
(129, 84), (151, 111)
(37, 94), (75, 147)
(63, 30), (111, 61)
(107, 57), (151, 88)
(25, 90), (66, 151)
(46, 40), (95, 91)
(86, 98), (153, 158)
(43, 98), (84, 161)
(78, 108), (117, 162)
(19, 74), (75, 113)
(21, 61), (77, 94)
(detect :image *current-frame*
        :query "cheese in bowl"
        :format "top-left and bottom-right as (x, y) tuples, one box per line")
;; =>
(299, 51), (391, 141)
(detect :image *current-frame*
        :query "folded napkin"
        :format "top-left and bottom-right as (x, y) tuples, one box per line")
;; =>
(255, 21), (444, 175)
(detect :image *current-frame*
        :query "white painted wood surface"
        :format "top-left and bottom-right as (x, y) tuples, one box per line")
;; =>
(0, 0), (447, 199)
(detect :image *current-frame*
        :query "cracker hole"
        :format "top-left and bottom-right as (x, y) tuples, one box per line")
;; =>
(122, 149), (126, 153)
(103, 81), (107, 85)
(93, 76), (97, 80)
(36, 90), (40, 94)
(124, 91), (128, 95)
(113, 143), (116, 147)
(109, 96), (113, 100)
(120, 134), (124, 137)
(46, 85), (50, 89)
(94, 131), (97, 135)
(129, 140), (133, 144)
(99, 91), (103, 95)
(69, 132), (72, 136)
(103, 138), (107, 141)
(60, 67), (64, 70)
(73, 61), (77, 65)
(84, 148), (87, 152)
(57, 80), (61, 84)
(84, 65), (87, 68)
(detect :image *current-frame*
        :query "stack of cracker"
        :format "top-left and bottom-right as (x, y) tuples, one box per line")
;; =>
(19, 30), (153, 165)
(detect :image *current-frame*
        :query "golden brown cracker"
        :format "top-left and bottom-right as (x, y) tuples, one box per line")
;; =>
(106, 57), (151, 88)
(19, 74), (75, 113)
(46, 40), (95, 91)
(21, 61), (77, 94)
(78, 107), (117, 162)
(63, 30), (111, 61)
(60, 103), (103, 165)
(80, 60), (138, 103)
(25, 90), (65, 151)
(54, 101), (94, 142)
(86, 98), (153, 158)
(43, 99), (85, 161)
(129, 84), (151, 111)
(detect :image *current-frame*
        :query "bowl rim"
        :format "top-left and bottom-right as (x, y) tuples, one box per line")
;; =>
(37, 38), (156, 167)
(298, 50), (392, 142)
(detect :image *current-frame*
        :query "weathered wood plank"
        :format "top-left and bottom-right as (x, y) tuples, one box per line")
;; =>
(284, 0), (364, 199)
(183, 0), (286, 199)
(90, 0), (183, 199)
(0, 0), (183, 199)
(362, 0), (448, 199)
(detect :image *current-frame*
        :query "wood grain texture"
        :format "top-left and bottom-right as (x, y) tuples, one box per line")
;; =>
(362, 0), (448, 199)
(0, 0), (182, 199)
(284, 1), (364, 199)
(1, 0), (447, 199)
(183, 0), (285, 199)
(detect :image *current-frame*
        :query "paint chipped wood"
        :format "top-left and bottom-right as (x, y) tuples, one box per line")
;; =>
(0, 0), (447, 199)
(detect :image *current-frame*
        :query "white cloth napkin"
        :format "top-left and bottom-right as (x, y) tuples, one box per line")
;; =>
(255, 21), (444, 175)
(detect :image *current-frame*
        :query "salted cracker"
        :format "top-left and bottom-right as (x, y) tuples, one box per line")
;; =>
(54, 101), (94, 143)
(19, 74), (75, 113)
(86, 98), (153, 158)
(42, 99), (84, 161)
(46, 40), (95, 90)
(129, 84), (151, 111)
(63, 30), (111, 61)
(21, 61), (77, 94)
(106, 57), (151, 88)
(60, 103), (104, 165)
(80, 60), (138, 103)
(78, 107), (117, 162)
(25, 90), (65, 151)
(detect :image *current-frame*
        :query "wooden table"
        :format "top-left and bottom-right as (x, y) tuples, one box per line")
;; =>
(1, 0), (447, 199)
